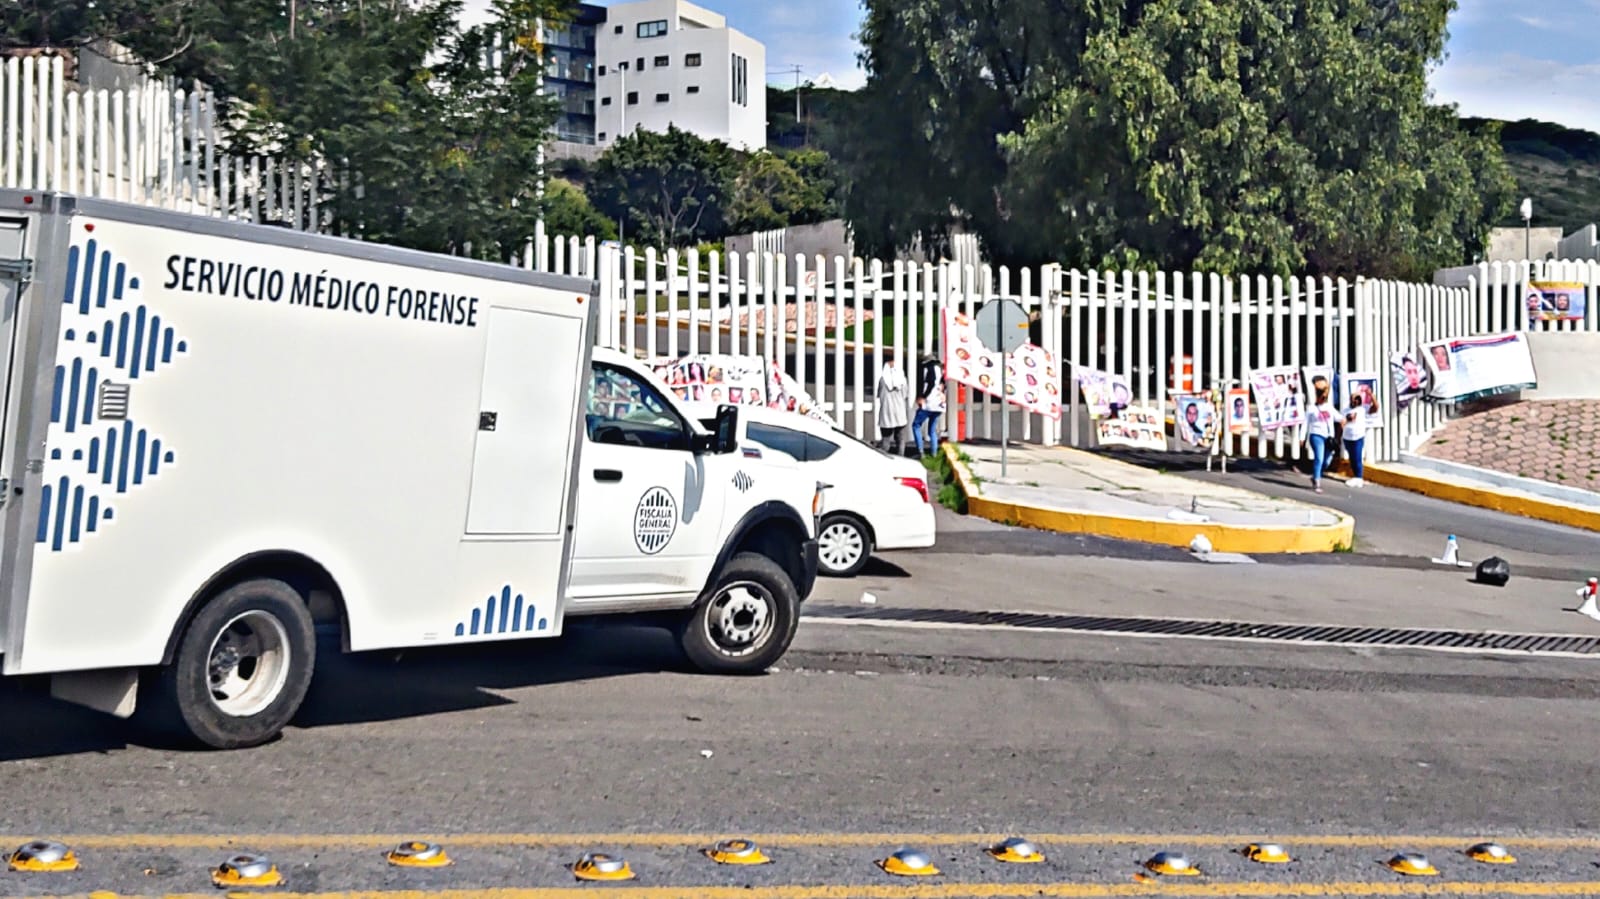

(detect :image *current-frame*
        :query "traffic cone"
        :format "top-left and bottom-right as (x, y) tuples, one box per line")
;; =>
(1431, 534), (1462, 567)
(1576, 578), (1600, 622)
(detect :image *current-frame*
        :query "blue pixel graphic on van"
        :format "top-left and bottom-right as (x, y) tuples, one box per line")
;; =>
(37, 238), (189, 551)
(455, 585), (549, 637)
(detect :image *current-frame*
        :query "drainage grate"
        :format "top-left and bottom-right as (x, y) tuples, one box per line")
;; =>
(801, 604), (1600, 655)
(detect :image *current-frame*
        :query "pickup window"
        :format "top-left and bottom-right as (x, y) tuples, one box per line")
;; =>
(586, 364), (691, 450)
(746, 422), (840, 463)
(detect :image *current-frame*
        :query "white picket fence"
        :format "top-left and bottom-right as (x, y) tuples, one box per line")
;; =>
(7, 53), (1600, 464)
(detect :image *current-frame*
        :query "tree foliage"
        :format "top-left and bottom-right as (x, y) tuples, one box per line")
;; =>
(729, 149), (837, 234)
(589, 125), (739, 246)
(847, 0), (1516, 279)
(4, 0), (563, 259)
(543, 177), (617, 240)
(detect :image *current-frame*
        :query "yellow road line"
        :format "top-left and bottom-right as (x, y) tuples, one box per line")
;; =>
(9, 833), (1600, 851)
(19, 882), (1600, 899)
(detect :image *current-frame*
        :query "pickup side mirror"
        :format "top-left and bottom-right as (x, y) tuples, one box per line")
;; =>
(691, 404), (739, 454)
(713, 404), (739, 454)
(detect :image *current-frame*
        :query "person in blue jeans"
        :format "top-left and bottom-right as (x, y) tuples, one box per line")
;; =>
(1341, 382), (1377, 487)
(1305, 375), (1336, 493)
(911, 352), (945, 457)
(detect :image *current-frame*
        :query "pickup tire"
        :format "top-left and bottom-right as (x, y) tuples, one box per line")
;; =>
(142, 579), (316, 750)
(678, 552), (799, 675)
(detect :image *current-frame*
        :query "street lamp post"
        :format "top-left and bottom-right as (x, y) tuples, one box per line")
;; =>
(1521, 197), (1533, 261)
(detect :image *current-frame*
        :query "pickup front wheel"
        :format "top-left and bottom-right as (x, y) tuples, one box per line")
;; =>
(678, 552), (799, 675)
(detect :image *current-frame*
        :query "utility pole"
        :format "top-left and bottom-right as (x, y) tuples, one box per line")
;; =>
(770, 65), (804, 142)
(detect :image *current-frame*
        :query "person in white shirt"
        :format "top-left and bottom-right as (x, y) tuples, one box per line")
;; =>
(1305, 375), (1337, 493)
(1341, 382), (1378, 487)
(912, 351), (946, 457)
(874, 349), (911, 454)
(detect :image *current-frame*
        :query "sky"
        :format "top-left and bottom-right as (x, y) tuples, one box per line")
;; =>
(602, 0), (1600, 134)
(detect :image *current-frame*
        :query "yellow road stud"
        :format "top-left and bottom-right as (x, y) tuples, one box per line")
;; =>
(879, 847), (940, 876)
(704, 838), (771, 865)
(1144, 850), (1200, 876)
(987, 836), (1045, 863)
(1387, 852), (1439, 876)
(572, 851), (635, 881)
(386, 841), (452, 868)
(1467, 842), (1517, 864)
(1244, 842), (1292, 864)
(211, 853), (283, 888)
(8, 840), (79, 873)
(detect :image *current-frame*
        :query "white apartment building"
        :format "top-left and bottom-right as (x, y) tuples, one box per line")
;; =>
(593, 0), (766, 152)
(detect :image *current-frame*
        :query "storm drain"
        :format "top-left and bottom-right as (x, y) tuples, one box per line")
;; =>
(801, 604), (1600, 655)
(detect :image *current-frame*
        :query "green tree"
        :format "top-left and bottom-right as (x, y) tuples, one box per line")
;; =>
(728, 150), (835, 234)
(847, 0), (1514, 279)
(589, 125), (738, 247)
(6, 0), (563, 260)
(543, 177), (617, 240)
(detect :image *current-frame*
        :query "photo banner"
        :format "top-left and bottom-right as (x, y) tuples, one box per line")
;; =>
(943, 308), (1062, 419)
(1173, 394), (1217, 448)
(650, 354), (831, 423)
(1096, 405), (1167, 451)
(1248, 365), (1307, 432)
(1389, 350), (1429, 412)
(1341, 370), (1383, 430)
(1421, 332), (1538, 402)
(1073, 365), (1131, 419)
(1526, 281), (1588, 323)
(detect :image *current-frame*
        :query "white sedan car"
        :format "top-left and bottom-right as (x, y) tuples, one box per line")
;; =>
(687, 403), (937, 577)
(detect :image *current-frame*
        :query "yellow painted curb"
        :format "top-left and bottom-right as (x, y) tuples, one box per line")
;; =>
(1363, 464), (1600, 534)
(940, 444), (1355, 555)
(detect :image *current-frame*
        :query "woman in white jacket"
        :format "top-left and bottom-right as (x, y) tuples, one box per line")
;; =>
(875, 348), (911, 455)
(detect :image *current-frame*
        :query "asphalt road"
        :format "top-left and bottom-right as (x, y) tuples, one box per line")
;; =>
(5, 499), (1600, 896)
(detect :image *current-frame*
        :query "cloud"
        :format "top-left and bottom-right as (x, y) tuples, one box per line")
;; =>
(1430, 52), (1600, 133)
(1513, 14), (1552, 29)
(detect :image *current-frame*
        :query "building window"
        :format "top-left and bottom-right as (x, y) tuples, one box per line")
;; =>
(599, 132), (607, 141)
(686, 85), (700, 94)
(618, 61), (628, 71)
(598, 65), (606, 76)
(627, 91), (639, 105)
(654, 55), (669, 67)
(601, 96), (612, 106)
(731, 53), (748, 107)
(636, 57), (644, 71)
(613, 25), (622, 34)
(637, 19), (668, 38)
(685, 53), (702, 67)
(655, 92), (669, 103)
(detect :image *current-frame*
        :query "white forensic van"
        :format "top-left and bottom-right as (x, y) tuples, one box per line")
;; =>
(0, 191), (821, 749)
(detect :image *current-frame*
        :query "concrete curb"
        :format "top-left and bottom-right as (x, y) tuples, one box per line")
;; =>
(1398, 451), (1600, 510)
(939, 444), (1357, 554)
(1365, 462), (1600, 535)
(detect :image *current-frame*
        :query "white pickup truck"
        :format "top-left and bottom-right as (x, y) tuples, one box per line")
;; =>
(0, 191), (821, 749)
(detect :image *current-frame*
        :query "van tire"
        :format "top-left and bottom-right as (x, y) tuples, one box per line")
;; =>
(678, 552), (799, 675)
(142, 579), (316, 750)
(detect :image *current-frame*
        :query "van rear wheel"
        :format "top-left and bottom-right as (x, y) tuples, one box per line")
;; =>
(143, 579), (316, 750)
(678, 552), (799, 675)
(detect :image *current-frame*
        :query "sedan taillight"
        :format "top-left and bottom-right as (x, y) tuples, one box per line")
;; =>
(897, 476), (930, 504)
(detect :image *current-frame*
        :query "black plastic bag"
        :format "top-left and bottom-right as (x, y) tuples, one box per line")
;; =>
(1475, 556), (1511, 587)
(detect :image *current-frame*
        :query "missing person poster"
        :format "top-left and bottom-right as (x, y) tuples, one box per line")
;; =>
(1526, 281), (1588, 323)
(1174, 394), (1216, 448)
(1389, 350), (1430, 412)
(1421, 332), (1538, 402)
(943, 308), (1063, 419)
(1096, 405), (1167, 451)
(1073, 365), (1132, 419)
(650, 354), (831, 423)
(1248, 365), (1307, 432)
(1225, 387), (1253, 436)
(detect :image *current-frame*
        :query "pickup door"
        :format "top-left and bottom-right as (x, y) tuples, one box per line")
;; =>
(566, 361), (726, 602)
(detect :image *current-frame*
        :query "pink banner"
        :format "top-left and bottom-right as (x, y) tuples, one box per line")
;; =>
(942, 308), (1062, 419)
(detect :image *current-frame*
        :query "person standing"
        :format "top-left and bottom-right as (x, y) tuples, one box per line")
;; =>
(912, 351), (946, 457)
(1305, 376), (1337, 493)
(1341, 384), (1378, 487)
(874, 348), (910, 454)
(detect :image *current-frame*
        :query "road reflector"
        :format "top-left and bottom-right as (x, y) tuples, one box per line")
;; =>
(1144, 851), (1200, 876)
(386, 841), (452, 868)
(704, 838), (771, 865)
(987, 837), (1045, 863)
(572, 851), (635, 881)
(8, 840), (79, 872)
(1467, 842), (1517, 864)
(1387, 852), (1439, 876)
(211, 853), (283, 888)
(1244, 842), (1292, 864)
(879, 847), (940, 876)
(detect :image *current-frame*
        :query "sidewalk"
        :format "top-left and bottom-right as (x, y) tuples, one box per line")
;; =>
(943, 443), (1354, 554)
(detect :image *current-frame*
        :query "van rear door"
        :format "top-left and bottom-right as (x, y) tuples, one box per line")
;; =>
(0, 211), (34, 656)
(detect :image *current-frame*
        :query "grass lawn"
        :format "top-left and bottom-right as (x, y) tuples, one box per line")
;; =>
(837, 313), (935, 347)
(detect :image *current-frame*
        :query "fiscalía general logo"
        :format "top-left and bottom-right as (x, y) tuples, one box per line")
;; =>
(633, 486), (678, 555)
